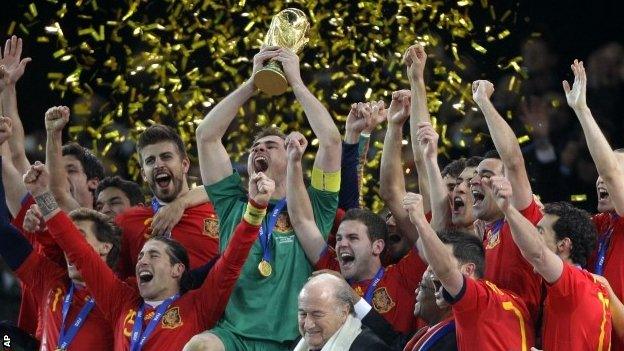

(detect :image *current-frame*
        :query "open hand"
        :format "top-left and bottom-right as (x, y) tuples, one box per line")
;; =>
(562, 59), (587, 111)
(0, 36), (31, 90)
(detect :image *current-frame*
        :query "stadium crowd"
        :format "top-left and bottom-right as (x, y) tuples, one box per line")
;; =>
(0, 32), (623, 351)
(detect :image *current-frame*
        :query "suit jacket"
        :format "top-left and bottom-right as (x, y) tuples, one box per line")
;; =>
(291, 326), (391, 351)
(361, 308), (456, 351)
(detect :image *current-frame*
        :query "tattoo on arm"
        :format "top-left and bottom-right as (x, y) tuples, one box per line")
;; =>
(35, 192), (60, 217)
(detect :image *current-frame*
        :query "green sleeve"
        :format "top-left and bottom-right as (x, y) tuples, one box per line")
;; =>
(308, 186), (339, 240)
(204, 172), (247, 220)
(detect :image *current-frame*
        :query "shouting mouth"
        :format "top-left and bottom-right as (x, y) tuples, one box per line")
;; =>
(154, 171), (172, 189)
(254, 155), (269, 172)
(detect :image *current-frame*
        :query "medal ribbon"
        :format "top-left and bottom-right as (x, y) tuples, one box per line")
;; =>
(594, 213), (619, 275)
(258, 198), (287, 264)
(362, 267), (385, 304)
(416, 320), (456, 351)
(130, 294), (179, 351)
(57, 283), (95, 350)
(151, 198), (171, 238)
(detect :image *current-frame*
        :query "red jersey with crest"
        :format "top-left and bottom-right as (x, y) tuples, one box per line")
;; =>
(446, 277), (534, 351)
(15, 251), (112, 350)
(115, 201), (218, 278)
(315, 247), (427, 334)
(542, 263), (611, 351)
(47, 210), (257, 351)
(482, 199), (544, 324)
(589, 212), (624, 351)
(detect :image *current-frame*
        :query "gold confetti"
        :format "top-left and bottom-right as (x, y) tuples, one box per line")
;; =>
(571, 194), (587, 202)
(12, 0), (522, 211)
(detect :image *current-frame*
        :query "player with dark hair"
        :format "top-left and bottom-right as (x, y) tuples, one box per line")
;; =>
(95, 175), (144, 217)
(487, 175), (611, 350)
(23, 161), (273, 350)
(116, 124), (218, 279)
(403, 192), (534, 350)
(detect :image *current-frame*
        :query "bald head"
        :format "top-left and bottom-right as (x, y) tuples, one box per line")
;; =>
(298, 274), (355, 349)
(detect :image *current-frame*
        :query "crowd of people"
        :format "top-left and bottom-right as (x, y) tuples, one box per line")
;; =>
(0, 31), (623, 351)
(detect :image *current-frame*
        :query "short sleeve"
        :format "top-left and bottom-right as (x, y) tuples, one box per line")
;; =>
(309, 186), (339, 240)
(548, 263), (577, 299)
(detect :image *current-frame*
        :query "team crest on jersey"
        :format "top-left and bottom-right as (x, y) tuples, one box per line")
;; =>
(274, 213), (292, 233)
(162, 307), (183, 329)
(203, 216), (219, 238)
(372, 287), (395, 314)
(485, 229), (501, 249)
(143, 218), (154, 238)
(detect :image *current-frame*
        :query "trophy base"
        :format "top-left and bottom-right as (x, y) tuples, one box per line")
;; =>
(254, 67), (288, 96)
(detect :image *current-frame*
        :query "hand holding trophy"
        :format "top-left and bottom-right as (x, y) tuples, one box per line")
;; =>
(254, 8), (310, 96)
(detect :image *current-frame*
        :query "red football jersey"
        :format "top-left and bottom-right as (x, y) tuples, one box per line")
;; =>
(448, 277), (534, 351)
(316, 247), (427, 334)
(15, 252), (113, 351)
(542, 263), (611, 351)
(483, 199), (544, 324)
(590, 212), (624, 351)
(47, 211), (257, 351)
(115, 202), (219, 278)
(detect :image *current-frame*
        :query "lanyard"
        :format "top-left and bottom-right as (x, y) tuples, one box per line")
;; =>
(486, 219), (504, 236)
(594, 213), (619, 275)
(151, 198), (170, 238)
(57, 283), (95, 350)
(417, 320), (456, 351)
(259, 199), (287, 263)
(130, 294), (179, 351)
(362, 267), (385, 303)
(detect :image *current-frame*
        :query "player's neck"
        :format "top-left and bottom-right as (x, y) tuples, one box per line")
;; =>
(270, 182), (287, 200)
(360, 261), (382, 282)
(71, 279), (86, 289)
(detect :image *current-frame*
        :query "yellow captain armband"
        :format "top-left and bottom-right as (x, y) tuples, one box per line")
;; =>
(311, 167), (341, 192)
(244, 201), (267, 226)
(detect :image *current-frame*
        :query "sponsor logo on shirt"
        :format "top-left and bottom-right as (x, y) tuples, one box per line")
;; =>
(372, 287), (395, 314)
(161, 307), (183, 329)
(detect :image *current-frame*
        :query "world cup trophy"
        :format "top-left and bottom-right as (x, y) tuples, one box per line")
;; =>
(254, 8), (310, 96)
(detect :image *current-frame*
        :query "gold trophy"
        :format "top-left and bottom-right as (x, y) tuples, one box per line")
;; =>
(254, 8), (310, 96)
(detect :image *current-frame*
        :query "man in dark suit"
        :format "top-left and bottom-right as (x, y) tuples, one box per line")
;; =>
(293, 273), (390, 351)
(359, 268), (457, 351)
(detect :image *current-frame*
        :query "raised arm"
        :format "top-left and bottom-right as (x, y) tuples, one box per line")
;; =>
(0, 35), (31, 174)
(379, 92), (420, 243)
(0, 117), (27, 216)
(196, 170), (272, 326)
(275, 49), (342, 173)
(44, 106), (80, 212)
(417, 122), (452, 231)
(563, 60), (624, 216)
(403, 192), (464, 296)
(23, 162), (135, 321)
(196, 47), (280, 185)
(150, 186), (210, 237)
(405, 44), (432, 212)
(285, 131), (326, 264)
(487, 175), (562, 283)
(472, 80), (533, 210)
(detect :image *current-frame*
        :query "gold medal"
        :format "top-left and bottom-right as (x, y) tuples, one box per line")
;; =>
(258, 260), (272, 277)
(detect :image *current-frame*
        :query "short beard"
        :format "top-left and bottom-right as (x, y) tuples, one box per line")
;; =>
(150, 176), (184, 203)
